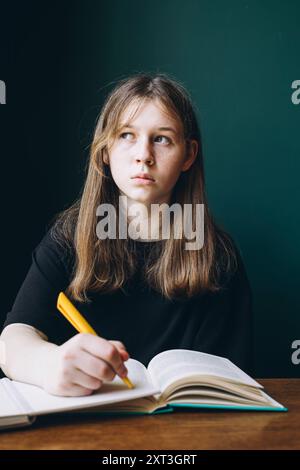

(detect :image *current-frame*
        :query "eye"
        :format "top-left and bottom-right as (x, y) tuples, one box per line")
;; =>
(120, 132), (135, 140)
(155, 135), (171, 144)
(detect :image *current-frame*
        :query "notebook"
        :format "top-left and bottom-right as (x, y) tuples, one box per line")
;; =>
(0, 349), (287, 430)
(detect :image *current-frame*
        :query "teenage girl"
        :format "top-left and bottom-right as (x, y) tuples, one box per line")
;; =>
(0, 73), (253, 396)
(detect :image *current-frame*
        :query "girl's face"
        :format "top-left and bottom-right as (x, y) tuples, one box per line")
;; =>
(105, 98), (198, 207)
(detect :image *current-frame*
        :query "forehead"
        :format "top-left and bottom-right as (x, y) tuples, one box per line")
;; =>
(118, 98), (182, 130)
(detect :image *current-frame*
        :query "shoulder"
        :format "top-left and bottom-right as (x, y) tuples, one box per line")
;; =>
(33, 225), (75, 279)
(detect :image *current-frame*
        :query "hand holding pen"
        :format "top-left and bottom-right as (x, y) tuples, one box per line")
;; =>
(41, 292), (134, 397)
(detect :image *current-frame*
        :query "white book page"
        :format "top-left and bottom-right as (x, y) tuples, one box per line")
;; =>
(10, 359), (160, 416)
(0, 378), (26, 417)
(147, 349), (261, 392)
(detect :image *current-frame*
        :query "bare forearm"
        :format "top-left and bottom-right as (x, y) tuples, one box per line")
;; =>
(0, 323), (59, 388)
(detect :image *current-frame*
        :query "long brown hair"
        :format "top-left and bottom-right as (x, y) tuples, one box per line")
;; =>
(50, 73), (237, 303)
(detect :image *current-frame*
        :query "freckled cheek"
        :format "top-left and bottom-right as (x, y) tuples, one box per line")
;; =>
(109, 155), (129, 175)
(113, 172), (130, 190)
(108, 162), (130, 190)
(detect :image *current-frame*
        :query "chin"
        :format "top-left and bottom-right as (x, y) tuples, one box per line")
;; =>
(124, 189), (155, 204)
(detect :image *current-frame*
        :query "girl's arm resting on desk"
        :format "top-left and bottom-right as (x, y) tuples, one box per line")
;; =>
(0, 323), (59, 388)
(0, 323), (130, 397)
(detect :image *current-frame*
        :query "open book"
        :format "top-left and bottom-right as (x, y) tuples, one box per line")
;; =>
(0, 349), (287, 430)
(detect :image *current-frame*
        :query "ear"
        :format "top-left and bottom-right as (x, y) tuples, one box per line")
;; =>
(181, 139), (198, 172)
(103, 148), (109, 165)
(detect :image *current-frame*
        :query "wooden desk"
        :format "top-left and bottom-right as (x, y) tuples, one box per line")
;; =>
(0, 379), (299, 450)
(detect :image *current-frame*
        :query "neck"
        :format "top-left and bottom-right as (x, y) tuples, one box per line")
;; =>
(119, 195), (170, 241)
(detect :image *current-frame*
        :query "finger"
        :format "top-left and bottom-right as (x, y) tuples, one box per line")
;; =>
(119, 350), (130, 361)
(109, 341), (130, 360)
(59, 383), (94, 397)
(76, 349), (116, 382)
(71, 367), (104, 391)
(109, 340), (129, 353)
(79, 334), (128, 378)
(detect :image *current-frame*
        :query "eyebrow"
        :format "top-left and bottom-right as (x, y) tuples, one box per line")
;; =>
(120, 124), (178, 135)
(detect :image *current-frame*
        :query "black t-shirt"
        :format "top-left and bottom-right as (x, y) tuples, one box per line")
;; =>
(2, 230), (254, 374)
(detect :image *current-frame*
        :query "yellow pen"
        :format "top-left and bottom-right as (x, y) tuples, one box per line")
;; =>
(56, 291), (134, 389)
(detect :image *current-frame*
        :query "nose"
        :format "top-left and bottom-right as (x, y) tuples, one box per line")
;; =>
(135, 138), (155, 166)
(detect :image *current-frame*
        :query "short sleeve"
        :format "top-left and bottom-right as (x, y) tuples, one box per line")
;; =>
(192, 243), (254, 375)
(1, 230), (76, 344)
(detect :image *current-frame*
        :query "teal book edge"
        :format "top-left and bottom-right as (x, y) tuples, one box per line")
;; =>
(169, 403), (288, 412)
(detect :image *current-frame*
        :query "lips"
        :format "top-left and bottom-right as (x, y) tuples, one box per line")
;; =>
(131, 172), (155, 181)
